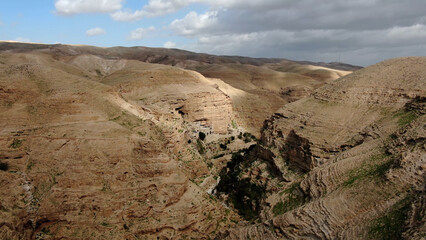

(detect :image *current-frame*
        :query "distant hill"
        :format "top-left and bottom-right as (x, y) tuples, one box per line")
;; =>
(0, 41), (359, 134)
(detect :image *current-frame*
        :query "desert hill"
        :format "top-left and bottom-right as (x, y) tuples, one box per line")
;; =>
(229, 57), (426, 239)
(0, 42), (424, 239)
(0, 41), (359, 135)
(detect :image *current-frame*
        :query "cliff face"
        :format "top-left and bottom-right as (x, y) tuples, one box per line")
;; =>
(251, 57), (426, 239)
(177, 91), (232, 134)
(262, 57), (425, 172)
(0, 52), (240, 239)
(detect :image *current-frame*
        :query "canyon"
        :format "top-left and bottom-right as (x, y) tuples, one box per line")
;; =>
(0, 42), (424, 239)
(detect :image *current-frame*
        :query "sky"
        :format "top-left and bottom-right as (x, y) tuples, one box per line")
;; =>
(1, 0), (426, 66)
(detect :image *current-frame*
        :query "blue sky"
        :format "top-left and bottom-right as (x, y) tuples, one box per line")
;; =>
(0, 0), (204, 48)
(1, 0), (426, 66)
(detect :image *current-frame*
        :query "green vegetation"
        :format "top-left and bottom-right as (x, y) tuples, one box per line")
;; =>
(272, 201), (285, 216)
(197, 139), (205, 155)
(0, 162), (9, 171)
(393, 110), (418, 126)
(123, 223), (129, 231)
(206, 162), (213, 169)
(274, 182), (306, 216)
(95, 69), (102, 76)
(242, 132), (256, 143)
(231, 120), (238, 129)
(368, 195), (412, 240)
(343, 150), (398, 187)
(100, 221), (112, 227)
(216, 146), (266, 221)
(109, 111), (145, 130)
(26, 161), (34, 170)
(10, 139), (23, 148)
(199, 132), (206, 141)
(213, 153), (225, 159)
(101, 180), (112, 192)
(219, 143), (227, 150)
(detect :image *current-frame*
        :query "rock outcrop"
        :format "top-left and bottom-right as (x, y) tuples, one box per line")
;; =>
(257, 57), (426, 239)
(0, 51), (240, 239)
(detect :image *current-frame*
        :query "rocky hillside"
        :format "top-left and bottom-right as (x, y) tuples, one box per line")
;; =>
(0, 42), (423, 240)
(0, 50), (245, 239)
(0, 41), (358, 136)
(225, 57), (425, 239)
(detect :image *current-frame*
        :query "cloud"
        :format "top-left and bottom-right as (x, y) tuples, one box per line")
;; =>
(171, 11), (218, 36)
(128, 26), (156, 40)
(53, 0), (426, 65)
(111, 0), (194, 21)
(163, 41), (176, 48)
(110, 0), (290, 22)
(386, 24), (426, 40)
(181, 25), (426, 66)
(15, 37), (31, 43)
(86, 27), (106, 36)
(55, 0), (124, 15)
(167, 0), (426, 65)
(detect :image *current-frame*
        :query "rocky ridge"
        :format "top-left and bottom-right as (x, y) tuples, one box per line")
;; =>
(0, 42), (424, 240)
(224, 57), (425, 239)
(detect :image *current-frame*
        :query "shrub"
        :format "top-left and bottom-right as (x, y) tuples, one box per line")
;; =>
(10, 139), (23, 149)
(216, 147), (266, 222)
(213, 153), (225, 159)
(199, 132), (206, 141)
(197, 139), (205, 154)
(220, 143), (227, 150)
(272, 201), (285, 216)
(231, 120), (238, 129)
(0, 162), (9, 171)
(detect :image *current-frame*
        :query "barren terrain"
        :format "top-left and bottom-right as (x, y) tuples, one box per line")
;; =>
(0, 42), (424, 240)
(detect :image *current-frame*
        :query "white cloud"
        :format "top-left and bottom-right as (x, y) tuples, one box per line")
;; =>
(171, 11), (218, 36)
(179, 24), (426, 66)
(164, 0), (426, 66)
(128, 26), (156, 40)
(53, 0), (426, 65)
(15, 37), (31, 43)
(163, 41), (176, 48)
(111, 0), (192, 21)
(386, 24), (426, 40)
(110, 10), (146, 22)
(86, 27), (106, 36)
(55, 0), (124, 15)
(110, 0), (288, 22)
(53, 0), (296, 22)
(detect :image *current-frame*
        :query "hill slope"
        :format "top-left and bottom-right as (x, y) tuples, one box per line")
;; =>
(0, 41), (359, 135)
(225, 57), (425, 239)
(1, 43), (423, 240)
